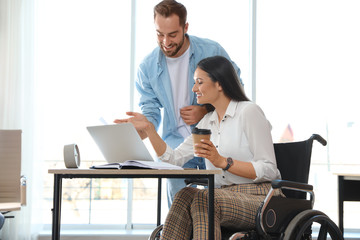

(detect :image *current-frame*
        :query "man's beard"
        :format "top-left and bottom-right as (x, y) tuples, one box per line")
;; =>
(159, 34), (185, 57)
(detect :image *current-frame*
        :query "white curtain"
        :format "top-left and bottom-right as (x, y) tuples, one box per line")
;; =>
(0, 0), (42, 239)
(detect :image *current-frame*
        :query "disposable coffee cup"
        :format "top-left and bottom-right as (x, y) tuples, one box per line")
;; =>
(192, 127), (211, 156)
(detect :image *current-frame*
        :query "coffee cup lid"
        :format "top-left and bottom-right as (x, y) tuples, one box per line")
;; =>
(191, 127), (211, 135)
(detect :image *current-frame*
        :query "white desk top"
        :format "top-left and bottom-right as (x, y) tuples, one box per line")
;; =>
(48, 168), (222, 175)
(333, 172), (360, 181)
(333, 172), (360, 177)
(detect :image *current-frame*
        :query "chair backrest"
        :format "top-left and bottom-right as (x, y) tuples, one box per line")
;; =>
(0, 130), (22, 204)
(273, 134), (327, 199)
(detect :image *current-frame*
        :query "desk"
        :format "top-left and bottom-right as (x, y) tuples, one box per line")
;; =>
(335, 173), (360, 235)
(48, 169), (221, 240)
(0, 202), (21, 212)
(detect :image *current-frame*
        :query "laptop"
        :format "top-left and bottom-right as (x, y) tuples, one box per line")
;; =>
(87, 123), (154, 163)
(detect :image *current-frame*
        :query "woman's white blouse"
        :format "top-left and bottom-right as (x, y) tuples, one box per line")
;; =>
(158, 100), (281, 187)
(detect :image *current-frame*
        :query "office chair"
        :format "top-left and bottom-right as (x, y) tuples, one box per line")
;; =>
(149, 134), (343, 240)
(0, 130), (24, 234)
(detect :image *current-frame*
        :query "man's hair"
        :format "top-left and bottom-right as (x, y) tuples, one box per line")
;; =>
(154, 0), (187, 27)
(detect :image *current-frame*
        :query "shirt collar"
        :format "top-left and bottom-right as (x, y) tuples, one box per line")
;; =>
(209, 100), (239, 123)
(187, 34), (195, 57)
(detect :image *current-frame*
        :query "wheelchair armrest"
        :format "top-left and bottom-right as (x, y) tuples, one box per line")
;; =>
(185, 179), (314, 191)
(271, 179), (313, 191)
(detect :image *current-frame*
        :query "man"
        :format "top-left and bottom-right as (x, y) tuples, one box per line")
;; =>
(132, 0), (241, 206)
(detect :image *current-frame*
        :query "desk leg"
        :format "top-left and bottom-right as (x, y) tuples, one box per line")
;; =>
(208, 175), (215, 240)
(52, 174), (62, 240)
(338, 176), (344, 235)
(157, 178), (162, 226)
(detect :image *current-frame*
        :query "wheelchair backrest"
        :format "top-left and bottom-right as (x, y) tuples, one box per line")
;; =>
(273, 134), (327, 199)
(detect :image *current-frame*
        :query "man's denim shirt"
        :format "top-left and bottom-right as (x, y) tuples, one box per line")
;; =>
(136, 35), (242, 149)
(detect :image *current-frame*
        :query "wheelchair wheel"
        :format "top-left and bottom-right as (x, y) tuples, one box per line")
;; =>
(148, 224), (163, 240)
(283, 209), (344, 240)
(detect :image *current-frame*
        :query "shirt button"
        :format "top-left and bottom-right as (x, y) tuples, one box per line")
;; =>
(216, 145), (218, 148)
(222, 176), (225, 178)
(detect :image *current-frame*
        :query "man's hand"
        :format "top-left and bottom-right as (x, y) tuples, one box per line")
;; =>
(180, 105), (208, 125)
(114, 112), (153, 140)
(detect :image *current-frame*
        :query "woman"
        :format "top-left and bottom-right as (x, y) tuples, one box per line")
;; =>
(115, 56), (282, 239)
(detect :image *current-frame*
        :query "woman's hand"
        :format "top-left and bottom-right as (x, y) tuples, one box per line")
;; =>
(194, 139), (227, 169)
(114, 112), (154, 139)
(196, 139), (258, 179)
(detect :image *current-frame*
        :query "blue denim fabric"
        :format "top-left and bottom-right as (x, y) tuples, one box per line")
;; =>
(183, 156), (206, 169)
(0, 212), (4, 230)
(166, 157), (206, 208)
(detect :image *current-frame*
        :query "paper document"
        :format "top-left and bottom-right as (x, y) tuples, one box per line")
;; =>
(90, 160), (183, 170)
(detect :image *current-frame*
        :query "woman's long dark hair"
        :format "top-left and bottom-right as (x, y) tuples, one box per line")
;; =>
(197, 56), (249, 102)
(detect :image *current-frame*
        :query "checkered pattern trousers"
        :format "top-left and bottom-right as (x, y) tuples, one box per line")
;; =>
(160, 182), (284, 240)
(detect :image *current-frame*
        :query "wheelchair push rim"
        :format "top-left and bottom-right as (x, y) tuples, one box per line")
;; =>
(283, 209), (344, 240)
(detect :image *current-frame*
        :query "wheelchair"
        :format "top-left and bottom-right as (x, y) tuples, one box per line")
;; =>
(148, 134), (344, 240)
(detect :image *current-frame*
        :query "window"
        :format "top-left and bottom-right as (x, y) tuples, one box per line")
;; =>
(256, 0), (360, 229)
(36, 0), (133, 226)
